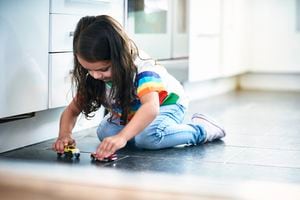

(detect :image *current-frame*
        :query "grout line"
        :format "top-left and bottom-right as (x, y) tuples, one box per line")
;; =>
(224, 144), (300, 152)
(226, 161), (300, 170)
(223, 148), (246, 164)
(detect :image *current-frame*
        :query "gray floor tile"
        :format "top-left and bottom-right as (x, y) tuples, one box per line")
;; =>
(228, 148), (300, 168)
(1, 90), (300, 185)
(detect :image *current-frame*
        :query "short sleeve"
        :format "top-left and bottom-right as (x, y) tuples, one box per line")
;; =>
(136, 71), (166, 98)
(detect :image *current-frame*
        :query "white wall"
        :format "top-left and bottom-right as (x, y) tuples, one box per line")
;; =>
(249, 0), (300, 73)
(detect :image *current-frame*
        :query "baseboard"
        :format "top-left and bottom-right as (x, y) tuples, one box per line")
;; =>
(238, 72), (300, 92)
(183, 72), (300, 102)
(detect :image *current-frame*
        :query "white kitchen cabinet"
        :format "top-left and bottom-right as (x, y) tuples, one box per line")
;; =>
(49, 53), (74, 108)
(221, 0), (249, 76)
(49, 14), (82, 52)
(0, 0), (49, 118)
(49, 0), (125, 108)
(49, 0), (125, 53)
(188, 0), (249, 82)
(188, 0), (221, 82)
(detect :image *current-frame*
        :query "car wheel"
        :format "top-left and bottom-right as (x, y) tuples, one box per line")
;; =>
(65, 151), (73, 158)
(75, 153), (80, 158)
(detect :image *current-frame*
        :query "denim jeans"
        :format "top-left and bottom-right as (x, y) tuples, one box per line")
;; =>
(96, 104), (206, 150)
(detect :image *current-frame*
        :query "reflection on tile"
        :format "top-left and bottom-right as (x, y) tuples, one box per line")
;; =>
(117, 141), (241, 163)
(104, 156), (300, 184)
(228, 148), (300, 168)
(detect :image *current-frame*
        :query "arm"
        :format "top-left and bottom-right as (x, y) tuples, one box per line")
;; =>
(120, 91), (160, 141)
(52, 95), (82, 153)
(95, 91), (160, 159)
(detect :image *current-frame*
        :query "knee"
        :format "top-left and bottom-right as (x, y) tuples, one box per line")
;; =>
(135, 137), (161, 150)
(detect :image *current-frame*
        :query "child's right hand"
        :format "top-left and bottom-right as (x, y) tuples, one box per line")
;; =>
(52, 135), (76, 154)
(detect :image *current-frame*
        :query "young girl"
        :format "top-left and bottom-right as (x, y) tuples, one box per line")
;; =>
(52, 15), (225, 160)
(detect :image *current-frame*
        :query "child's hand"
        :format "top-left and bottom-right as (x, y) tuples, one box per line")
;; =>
(95, 135), (127, 160)
(52, 135), (76, 154)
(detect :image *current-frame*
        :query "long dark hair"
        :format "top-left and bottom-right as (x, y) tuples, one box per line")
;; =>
(72, 15), (138, 124)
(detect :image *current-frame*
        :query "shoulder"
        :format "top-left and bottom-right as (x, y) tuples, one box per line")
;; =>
(135, 51), (167, 76)
(134, 51), (155, 70)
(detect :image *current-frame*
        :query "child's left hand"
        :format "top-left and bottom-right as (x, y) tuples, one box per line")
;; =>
(95, 134), (127, 160)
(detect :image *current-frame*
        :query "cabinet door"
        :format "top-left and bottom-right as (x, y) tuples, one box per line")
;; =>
(0, 0), (49, 118)
(188, 0), (222, 82)
(50, 14), (82, 52)
(221, 0), (248, 76)
(49, 53), (74, 108)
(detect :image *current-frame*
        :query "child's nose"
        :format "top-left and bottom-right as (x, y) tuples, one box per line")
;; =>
(90, 71), (103, 80)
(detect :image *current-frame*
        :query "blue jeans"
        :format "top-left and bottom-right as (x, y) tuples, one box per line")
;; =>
(97, 104), (206, 150)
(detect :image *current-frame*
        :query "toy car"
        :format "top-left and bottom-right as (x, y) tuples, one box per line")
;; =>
(90, 152), (117, 162)
(57, 144), (80, 159)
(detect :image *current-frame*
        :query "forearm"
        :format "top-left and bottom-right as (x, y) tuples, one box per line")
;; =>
(59, 110), (77, 136)
(118, 101), (159, 141)
(94, 92), (160, 159)
(58, 102), (81, 137)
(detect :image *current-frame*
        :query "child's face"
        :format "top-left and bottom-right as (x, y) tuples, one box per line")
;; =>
(77, 55), (112, 82)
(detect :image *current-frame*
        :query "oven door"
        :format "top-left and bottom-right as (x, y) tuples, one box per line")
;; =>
(127, 0), (172, 59)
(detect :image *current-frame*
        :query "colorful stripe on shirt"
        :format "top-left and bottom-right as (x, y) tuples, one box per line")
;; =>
(108, 71), (181, 123)
(136, 71), (165, 98)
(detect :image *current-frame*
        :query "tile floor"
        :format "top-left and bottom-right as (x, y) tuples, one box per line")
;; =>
(1, 90), (300, 184)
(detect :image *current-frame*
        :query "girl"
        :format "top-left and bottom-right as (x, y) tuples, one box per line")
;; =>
(52, 15), (225, 160)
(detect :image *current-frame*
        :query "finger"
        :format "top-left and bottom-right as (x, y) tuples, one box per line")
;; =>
(63, 138), (69, 146)
(106, 144), (115, 156)
(96, 144), (104, 160)
(103, 141), (113, 153)
(99, 145), (112, 160)
(101, 142), (115, 158)
(102, 150), (112, 159)
(103, 142), (115, 157)
(55, 140), (61, 152)
(58, 140), (65, 153)
(98, 141), (108, 156)
(98, 149), (106, 160)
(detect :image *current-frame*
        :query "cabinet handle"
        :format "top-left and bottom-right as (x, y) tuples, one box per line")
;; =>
(69, 31), (74, 37)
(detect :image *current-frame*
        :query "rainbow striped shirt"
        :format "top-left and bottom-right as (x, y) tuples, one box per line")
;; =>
(106, 57), (188, 122)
